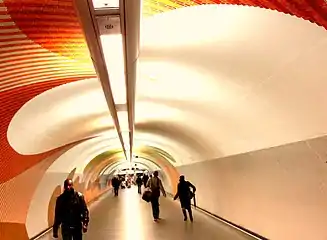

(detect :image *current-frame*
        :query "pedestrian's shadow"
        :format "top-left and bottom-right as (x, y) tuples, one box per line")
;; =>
(154, 218), (167, 226)
(184, 222), (194, 233)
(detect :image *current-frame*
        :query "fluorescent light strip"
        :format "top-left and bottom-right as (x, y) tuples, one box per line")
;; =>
(98, 14), (129, 161)
(100, 34), (127, 105)
(117, 111), (129, 131)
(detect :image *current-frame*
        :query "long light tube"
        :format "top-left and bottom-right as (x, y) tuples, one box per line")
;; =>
(98, 15), (130, 160)
(117, 111), (129, 131)
(100, 34), (126, 105)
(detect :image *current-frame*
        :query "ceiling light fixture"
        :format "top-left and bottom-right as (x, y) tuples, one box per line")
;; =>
(97, 14), (130, 160)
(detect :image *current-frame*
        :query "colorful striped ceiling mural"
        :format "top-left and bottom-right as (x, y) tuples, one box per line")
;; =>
(0, 0), (96, 183)
(0, 0), (326, 182)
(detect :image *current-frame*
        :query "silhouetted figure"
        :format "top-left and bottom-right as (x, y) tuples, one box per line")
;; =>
(53, 179), (89, 240)
(147, 171), (166, 221)
(174, 175), (196, 222)
(142, 174), (149, 187)
(136, 175), (143, 194)
(111, 176), (120, 196)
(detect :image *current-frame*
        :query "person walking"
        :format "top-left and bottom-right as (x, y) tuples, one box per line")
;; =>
(146, 171), (166, 221)
(53, 179), (89, 239)
(111, 176), (120, 196)
(173, 175), (196, 222)
(142, 174), (149, 187)
(136, 175), (143, 194)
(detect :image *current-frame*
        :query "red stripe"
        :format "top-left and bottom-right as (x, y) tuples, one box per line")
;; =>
(0, 25), (19, 30)
(0, 31), (22, 36)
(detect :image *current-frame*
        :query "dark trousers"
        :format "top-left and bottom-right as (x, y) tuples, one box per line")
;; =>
(61, 227), (82, 240)
(114, 187), (119, 196)
(181, 199), (193, 221)
(150, 196), (160, 219)
(137, 185), (142, 194)
(182, 207), (193, 221)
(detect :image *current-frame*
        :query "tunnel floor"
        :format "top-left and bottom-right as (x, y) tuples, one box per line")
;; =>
(38, 186), (256, 240)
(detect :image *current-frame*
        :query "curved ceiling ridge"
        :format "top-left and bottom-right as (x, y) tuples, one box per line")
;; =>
(143, 0), (327, 30)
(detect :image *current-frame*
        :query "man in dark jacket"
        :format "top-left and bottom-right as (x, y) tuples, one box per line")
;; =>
(136, 175), (143, 194)
(111, 176), (120, 196)
(174, 175), (196, 222)
(142, 174), (149, 187)
(53, 179), (89, 240)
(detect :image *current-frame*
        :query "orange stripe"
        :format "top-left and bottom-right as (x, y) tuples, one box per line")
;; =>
(0, 58), (76, 68)
(20, 33), (83, 38)
(0, 73), (95, 87)
(5, 0), (74, 7)
(0, 49), (49, 58)
(6, 14), (77, 21)
(0, 36), (27, 42)
(1, 73), (95, 88)
(0, 67), (94, 80)
(0, 75), (96, 91)
(0, 45), (41, 54)
(0, 54), (64, 65)
(0, 41), (34, 48)
(0, 63), (92, 75)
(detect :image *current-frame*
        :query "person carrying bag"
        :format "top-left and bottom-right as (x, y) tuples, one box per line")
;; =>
(145, 171), (166, 221)
(142, 187), (152, 202)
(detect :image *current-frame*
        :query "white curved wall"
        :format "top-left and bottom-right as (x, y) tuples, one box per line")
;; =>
(178, 135), (327, 240)
(138, 5), (327, 160)
(7, 78), (110, 155)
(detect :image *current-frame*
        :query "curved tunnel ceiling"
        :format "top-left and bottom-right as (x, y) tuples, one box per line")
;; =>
(138, 5), (327, 159)
(142, 1), (327, 31)
(0, 0), (326, 185)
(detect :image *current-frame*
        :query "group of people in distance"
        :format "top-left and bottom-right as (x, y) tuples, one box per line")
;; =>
(52, 172), (196, 239)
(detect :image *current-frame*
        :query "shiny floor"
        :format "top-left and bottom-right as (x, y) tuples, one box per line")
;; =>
(39, 186), (256, 240)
